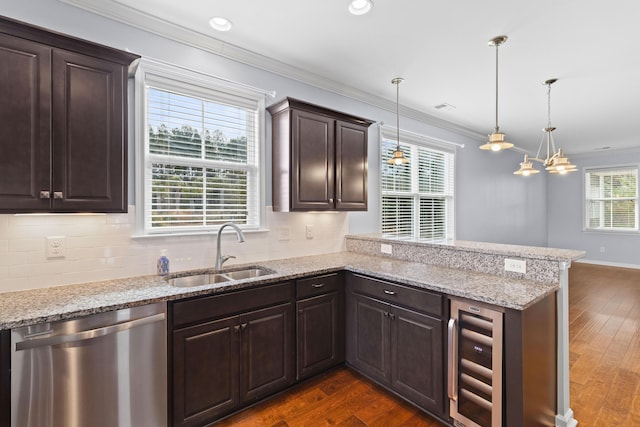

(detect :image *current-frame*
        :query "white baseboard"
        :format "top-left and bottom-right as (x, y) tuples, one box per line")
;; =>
(574, 258), (640, 270)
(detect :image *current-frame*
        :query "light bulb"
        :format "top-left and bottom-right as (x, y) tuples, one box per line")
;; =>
(491, 144), (501, 152)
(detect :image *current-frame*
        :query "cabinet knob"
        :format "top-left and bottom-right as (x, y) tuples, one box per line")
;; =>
(329, 198), (334, 204)
(234, 325), (241, 333)
(298, 309), (304, 314)
(383, 289), (396, 296)
(241, 323), (247, 330)
(53, 192), (64, 200)
(311, 283), (325, 288)
(383, 312), (389, 317)
(40, 191), (50, 199)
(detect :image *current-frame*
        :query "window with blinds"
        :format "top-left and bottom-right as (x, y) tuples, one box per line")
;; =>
(137, 61), (264, 234)
(380, 129), (455, 240)
(585, 167), (638, 232)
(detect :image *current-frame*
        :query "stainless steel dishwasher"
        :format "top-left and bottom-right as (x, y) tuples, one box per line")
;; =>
(11, 302), (167, 427)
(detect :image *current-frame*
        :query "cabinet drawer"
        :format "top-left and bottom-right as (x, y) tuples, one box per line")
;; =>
(297, 273), (340, 299)
(348, 273), (442, 317)
(172, 281), (294, 328)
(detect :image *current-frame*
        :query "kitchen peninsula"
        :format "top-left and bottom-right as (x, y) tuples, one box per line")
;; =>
(0, 235), (584, 427)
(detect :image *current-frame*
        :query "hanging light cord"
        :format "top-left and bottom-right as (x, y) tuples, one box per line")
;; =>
(396, 80), (400, 150)
(494, 42), (499, 132)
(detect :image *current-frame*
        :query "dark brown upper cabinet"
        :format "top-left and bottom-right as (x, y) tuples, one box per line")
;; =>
(268, 98), (373, 212)
(0, 17), (139, 213)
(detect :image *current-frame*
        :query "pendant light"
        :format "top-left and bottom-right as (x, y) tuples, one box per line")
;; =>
(387, 77), (409, 165)
(514, 78), (577, 176)
(479, 35), (514, 152)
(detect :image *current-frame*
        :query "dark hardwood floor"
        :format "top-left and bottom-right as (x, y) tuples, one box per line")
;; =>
(215, 262), (640, 426)
(568, 262), (640, 426)
(215, 368), (446, 426)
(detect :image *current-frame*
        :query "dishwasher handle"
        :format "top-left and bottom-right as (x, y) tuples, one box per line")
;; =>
(14, 312), (166, 351)
(447, 317), (458, 401)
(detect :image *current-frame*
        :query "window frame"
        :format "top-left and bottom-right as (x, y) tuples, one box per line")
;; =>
(133, 59), (268, 236)
(583, 165), (639, 233)
(379, 126), (456, 241)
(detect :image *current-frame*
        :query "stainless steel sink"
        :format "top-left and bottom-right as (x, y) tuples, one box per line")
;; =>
(223, 268), (273, 280)
(168, 266), (275, 287)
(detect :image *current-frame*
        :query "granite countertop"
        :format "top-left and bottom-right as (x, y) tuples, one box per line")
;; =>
(0, 251), (560, 330)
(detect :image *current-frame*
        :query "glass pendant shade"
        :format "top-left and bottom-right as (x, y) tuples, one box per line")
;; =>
(387, 149), (409, 165)
(480, 131), (514, 151)
(513, 155), (541, 176)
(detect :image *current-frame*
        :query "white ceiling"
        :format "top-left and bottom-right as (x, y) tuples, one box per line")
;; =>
(66, 0), (640, 155)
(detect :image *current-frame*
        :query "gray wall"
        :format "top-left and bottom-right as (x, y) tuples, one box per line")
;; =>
(5, 0), (550, 250)
(547, 149), (640, 266)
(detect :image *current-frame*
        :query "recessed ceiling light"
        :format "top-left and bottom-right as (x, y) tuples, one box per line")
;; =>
(349, 0), (373, 15)
(209, 16), (232, 32)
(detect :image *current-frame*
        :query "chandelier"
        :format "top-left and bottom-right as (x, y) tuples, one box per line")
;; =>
(514, 78), (577, 176)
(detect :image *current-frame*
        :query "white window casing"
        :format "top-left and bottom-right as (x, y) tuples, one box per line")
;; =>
(584, 166), (638, 232)
(379, 125), (458, 241)
(134, 58), (271, 235)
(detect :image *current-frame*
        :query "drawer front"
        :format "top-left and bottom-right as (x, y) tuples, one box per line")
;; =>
(348, 273), (442, 317)
(296, 273), (340, 299)
(172, 281), (294, 328)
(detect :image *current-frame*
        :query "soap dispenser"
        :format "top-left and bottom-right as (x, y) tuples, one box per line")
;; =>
(157, 249), (170, 276)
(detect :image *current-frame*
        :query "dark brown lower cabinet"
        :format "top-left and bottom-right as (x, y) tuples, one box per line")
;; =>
(296, 273), (344, 380)
(170, 282), (295, 427)
(345, 273), (445, 419)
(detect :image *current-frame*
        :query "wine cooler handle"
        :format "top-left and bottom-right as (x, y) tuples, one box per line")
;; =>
(447, 317), (458, 401)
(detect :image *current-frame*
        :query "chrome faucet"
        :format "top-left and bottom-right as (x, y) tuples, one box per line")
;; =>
(215, 222), (246, 269)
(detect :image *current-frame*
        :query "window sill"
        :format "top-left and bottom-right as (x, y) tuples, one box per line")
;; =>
(131, 228), (270, 239)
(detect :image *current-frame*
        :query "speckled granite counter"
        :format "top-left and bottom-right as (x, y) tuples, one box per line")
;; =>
(0, 247), (582, 329)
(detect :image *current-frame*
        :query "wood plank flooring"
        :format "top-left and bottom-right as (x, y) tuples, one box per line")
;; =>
(215, 368), (446, 427)
(568, 262), (640, 426)
(216, 262), (640, 426)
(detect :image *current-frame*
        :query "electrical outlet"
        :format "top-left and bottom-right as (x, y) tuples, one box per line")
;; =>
(381, 243), (393, 255)
(46, 236), (66, 259)
(306, 224), (314, 239)
(504, 258), (526, 274)
(277, 227), (290, 241)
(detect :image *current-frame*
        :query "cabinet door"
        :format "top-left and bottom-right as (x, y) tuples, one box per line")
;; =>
(0, 34), (51, 211)
(291, 109), (335, 210)
(240, 302), (295, 404)
(172, 316), (240, 427)
(296, 291), (343, 380)
(51, 49), (127, 212)
(335, 120), (368, 210)
(347, 293), (390, 384)
(390, 306), (444, 415)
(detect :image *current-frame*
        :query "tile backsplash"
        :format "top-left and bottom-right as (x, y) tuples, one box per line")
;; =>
(0, 207), (348, 292)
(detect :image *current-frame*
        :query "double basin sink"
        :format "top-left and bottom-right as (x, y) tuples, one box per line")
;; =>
(167, 266), (275, 288)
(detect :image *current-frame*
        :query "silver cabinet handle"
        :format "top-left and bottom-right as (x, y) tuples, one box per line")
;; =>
(311, 283), (325, 288)
(15, 313), (166, 351)
(40, 191), (50, 199)
(53, 192), (63, 199)
(447, 317), (458, 401)
(383, 289), (396, 295)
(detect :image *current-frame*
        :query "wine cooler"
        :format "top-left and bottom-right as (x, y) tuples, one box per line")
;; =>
(448, 298), (503, 427)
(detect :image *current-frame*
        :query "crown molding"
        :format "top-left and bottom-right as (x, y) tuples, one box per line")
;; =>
(60, 0), (485, 142)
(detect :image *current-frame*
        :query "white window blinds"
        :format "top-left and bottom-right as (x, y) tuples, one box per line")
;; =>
(585, 167), (638, 231)
(137, 60), (266, 234)
(380, 127), (455, 240)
